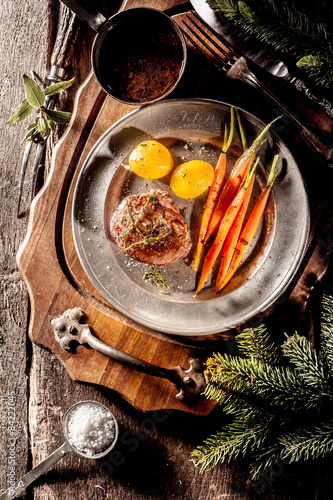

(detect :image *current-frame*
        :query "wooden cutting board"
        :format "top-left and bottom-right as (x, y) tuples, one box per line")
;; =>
(16, 1), (333, 415)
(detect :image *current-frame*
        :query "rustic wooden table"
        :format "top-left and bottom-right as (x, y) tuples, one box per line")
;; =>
(1, 0), (333, 499)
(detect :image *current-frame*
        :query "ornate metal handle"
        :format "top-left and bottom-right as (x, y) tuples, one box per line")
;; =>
(285, 74), (333, 121)
(227, 57), (333, 167)
(51, 308), (206, 402)
(0, 442), (71, 500)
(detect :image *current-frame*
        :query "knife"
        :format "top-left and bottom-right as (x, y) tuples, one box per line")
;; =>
(17, 3), (80, 217)
(190, 0), (333, 120)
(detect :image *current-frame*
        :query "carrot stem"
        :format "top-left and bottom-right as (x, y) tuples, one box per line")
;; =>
(204, 115), (280, 243)
(236, 108), (247, 151)
(222, 106), (235, 153)
(216, 154), (280, 292)
(196, 160), (258, 295)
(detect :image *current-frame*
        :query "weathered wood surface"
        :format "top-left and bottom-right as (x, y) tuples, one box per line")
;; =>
(1, 0), (333, 499)
(0, 1), (49, 498)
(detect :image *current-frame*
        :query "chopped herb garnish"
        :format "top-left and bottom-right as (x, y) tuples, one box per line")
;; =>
(144, 265), (172, 292)
(120, 194), (173, 253)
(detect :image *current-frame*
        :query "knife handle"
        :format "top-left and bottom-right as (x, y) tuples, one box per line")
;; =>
(228, 57), (333, 167)
(285, 74), (333, 121)
(50, 3), (81, 73)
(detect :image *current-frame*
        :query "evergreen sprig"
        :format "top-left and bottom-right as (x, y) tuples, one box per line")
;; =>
(192, 294), (333, 480)
(208, 0), (333, 88)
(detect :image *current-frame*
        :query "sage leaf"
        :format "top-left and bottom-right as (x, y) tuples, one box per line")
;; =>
(6, 99), (33, 124)
(44, 108), (72, 124)
(38, 116), (49, 136)
(23, 74), (45, 108)
(46, 119), (55, 130)
(26, 122), (37, 131)
(44, 77), (75, 96)
(20, 126), (39, 145)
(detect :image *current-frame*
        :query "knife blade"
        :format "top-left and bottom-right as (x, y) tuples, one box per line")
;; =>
(189, 0), (333, 119)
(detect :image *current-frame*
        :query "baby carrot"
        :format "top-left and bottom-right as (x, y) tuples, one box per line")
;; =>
(204, 116), (281, 243)
(196, 160), (258, 295)
(215, 159), (258, 290)
(193, 152), (226, 271)
(193, 108), (235, 271)
(216, 155), (280, 293)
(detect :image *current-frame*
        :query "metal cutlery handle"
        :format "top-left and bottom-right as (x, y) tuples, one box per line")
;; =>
(286, 74), (333, 121)
(51, 308), (206, 402)
(228, 57), (333, 167)
(17, 4), (81, 216)
(0, 442), (71, 500)
(59, 0), (107, 32)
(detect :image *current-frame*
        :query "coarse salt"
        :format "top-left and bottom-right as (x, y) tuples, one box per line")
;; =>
(67, 403), (115, 456)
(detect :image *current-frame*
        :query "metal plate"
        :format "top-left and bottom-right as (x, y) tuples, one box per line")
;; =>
(72, 98), (309, 336)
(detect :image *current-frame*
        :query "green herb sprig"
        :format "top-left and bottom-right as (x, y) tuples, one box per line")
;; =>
(193, 295), (333, 480)
(208, 0), (333, 88)
(144, 265), (172, 293)
(6, 74), (74, 144)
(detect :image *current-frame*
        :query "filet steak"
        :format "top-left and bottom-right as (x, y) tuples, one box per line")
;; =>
(110, 189), (191, 265)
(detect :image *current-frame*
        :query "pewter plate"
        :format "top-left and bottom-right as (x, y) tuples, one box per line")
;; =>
(72, 98), (309, 336)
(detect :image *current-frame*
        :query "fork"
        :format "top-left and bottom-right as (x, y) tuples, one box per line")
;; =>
(181, 11), (333, 167)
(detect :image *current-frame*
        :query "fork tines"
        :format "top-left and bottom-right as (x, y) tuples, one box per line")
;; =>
(182, 11), (237, 72)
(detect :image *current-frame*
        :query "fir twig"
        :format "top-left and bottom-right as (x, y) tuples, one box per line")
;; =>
(282, 334), (330, 390)
(192, 417), (272, 473)
(236, 325), (280, 365)
(207, 352), (329, 411)
(321, 294), (333, 379)
(280, 418), (333, 463)
(208, 0), (333, 88)
(193, 295), (333, 479)
(250, 443), (283, 480)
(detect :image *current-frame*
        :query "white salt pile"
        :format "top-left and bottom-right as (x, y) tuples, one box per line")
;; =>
(67, 403), (116, 456)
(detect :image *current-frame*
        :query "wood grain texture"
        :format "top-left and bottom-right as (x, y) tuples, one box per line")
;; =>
(2, 0), (333, 499)
(0, 0), (49, 496)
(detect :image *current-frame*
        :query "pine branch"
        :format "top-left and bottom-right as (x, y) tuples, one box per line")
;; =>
(280, 418), (333, 463)
(208, 0), (333, 87)
(297, 50), (333, 88)
(236, 325), (280, 365)
(320, 294), (333, 379)
(192, 416), (272, 473)
(207, 352), (331, 411)
(250, 443), (283, 480)
(209, 0), (330, 49)
(194, 296), (333, 480)
(282, 334), (330, 389)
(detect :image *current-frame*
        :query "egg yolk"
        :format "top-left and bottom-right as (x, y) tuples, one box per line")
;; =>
(170, 160), (214, 199)
(128, 140), (174, 179)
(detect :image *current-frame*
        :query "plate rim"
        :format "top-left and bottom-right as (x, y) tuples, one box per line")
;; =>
(72, 97), (310, 336)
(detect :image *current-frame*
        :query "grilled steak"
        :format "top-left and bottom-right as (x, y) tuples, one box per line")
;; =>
(110, 189), (191, 265)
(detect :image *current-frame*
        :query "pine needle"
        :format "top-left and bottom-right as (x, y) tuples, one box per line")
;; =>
(236, 325), (280, 365)
(192, 294), (333, 479)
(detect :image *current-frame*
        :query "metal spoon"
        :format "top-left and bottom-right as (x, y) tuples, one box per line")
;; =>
(0, 401), (118, 499)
